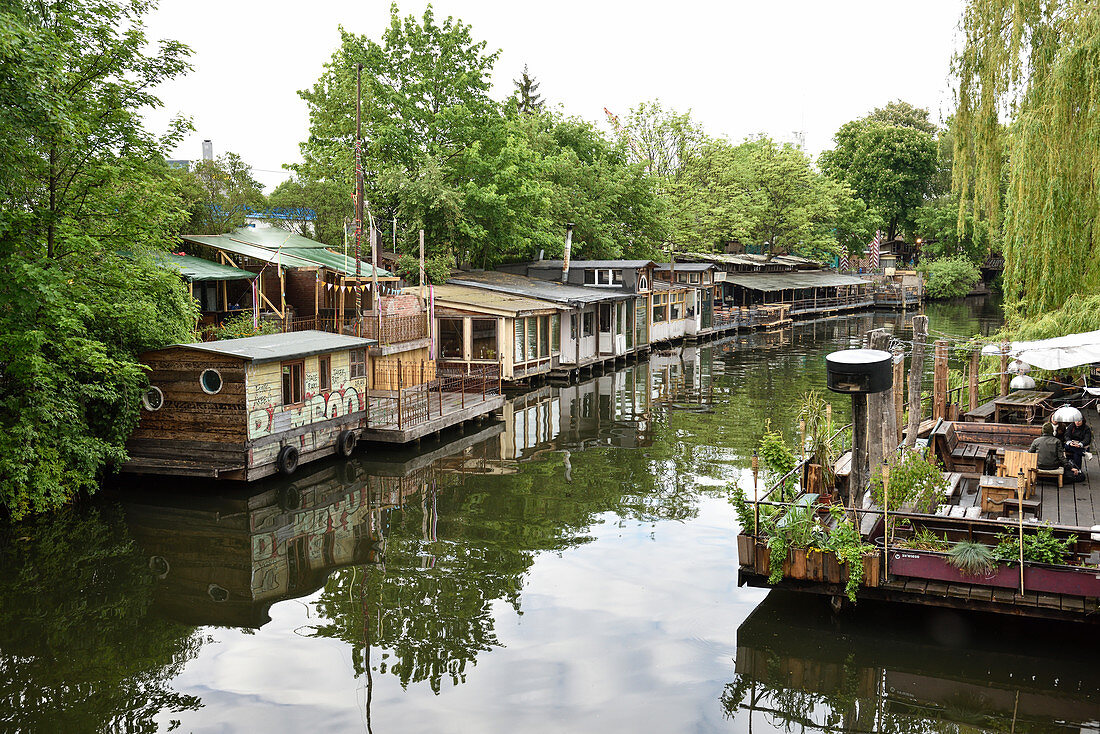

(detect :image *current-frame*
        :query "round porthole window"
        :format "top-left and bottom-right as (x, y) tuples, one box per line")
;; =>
(200, 368), (223, 394)
(142, 386), (164, 411)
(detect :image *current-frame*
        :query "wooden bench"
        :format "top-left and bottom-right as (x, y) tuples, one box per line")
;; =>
(1036, 466), (1064, 488)
(932, 422), (997, 473)
(988, 495), (1041, 519)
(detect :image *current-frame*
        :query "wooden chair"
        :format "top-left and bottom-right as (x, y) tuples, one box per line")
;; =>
(997, 450), (1038, 497)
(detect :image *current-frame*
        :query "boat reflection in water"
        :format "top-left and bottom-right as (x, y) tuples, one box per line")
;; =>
(724, 591), (1100, 732)
(118, 360), (671, 631)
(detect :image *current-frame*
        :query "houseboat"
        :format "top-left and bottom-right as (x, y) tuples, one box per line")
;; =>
(122, 330), (375, 481)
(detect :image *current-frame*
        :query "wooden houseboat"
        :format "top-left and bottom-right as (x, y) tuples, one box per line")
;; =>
(122, 330), (376, 481)
(430, 284), (565, 381)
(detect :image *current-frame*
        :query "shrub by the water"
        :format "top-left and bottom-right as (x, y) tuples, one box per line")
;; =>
(921, 256), (982, 299)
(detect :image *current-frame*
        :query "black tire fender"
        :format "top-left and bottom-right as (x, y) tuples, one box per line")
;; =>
(336, 429), (358, 458)
(277, 444), (300, 476)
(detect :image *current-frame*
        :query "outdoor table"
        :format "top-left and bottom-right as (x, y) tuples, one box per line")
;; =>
(979, 474), (1026, 516)
(993, 390), (1054, 423)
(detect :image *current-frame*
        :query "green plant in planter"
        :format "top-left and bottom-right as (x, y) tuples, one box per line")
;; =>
(871, 450), (947, 545)
(764, 500), (825, 584)
(821, 507), (876, 602)
(758, 421), (798, 502)
(994, 524), (1074, 565)
(946, 541), (997, 576)
(900, 526), (950, 552)
(796, 390), (842, 489)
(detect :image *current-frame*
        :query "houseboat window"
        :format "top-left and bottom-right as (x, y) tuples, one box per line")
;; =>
(319, 355), (330, 391)
(689, 272), (701, 284)
(616, 302), (625, 334)
(635, 297), (648, 342)
(637, 275), (649, 291)
(142, 386), (164, 411)
(652, 293), (668, 323)
(539, 315), (550, 357)
(599, 303), (613, 333)
(439, 318), (465, 360)
(551, 314), (561, 353)
(199, 368), (223, 395)
(282, 362), (304, 405)
(612, 269), (623, 284)
(526, 316), (538, 360)
(597, 269), (611, 285)
(515, 319), (526, 362)
(582, 311), (594, 337)
(350, 349), (367, 379)
(569, 314), (577, 340)
(583, 270), (596, 285)
(471, 319), (497, 360)
(671, 291), (686, 320)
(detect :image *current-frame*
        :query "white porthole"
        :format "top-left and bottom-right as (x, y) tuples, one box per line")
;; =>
(200, 368), (223, 394)
(142, 386), (164, 411)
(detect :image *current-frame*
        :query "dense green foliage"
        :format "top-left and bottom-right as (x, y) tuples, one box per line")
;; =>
(995, 525), (1074, 565)
(954, 0), (1100, 316)
(819, 101), (939, 241)
(921, 256), (982, 299)
(176, 152), (266, 234)
(0, 0), (200, 517)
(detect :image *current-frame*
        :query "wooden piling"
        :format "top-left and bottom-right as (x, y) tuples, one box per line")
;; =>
(892, 348), (905, 444)
(969, 348), (981, 412)
(904, 315), (928, 447)
(932, 340), (949, 420)
(868, 329), (891, 469)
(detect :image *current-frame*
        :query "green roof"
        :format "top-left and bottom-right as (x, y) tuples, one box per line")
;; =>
(182, 235), (320, 269)
(217, 228), (392, 277)
(154, 252), (256, 282)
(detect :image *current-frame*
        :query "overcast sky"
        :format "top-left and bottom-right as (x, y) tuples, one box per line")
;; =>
(144, 0), (966, 192)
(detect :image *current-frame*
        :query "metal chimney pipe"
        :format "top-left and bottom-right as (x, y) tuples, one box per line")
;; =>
(562, 223), (575, 283)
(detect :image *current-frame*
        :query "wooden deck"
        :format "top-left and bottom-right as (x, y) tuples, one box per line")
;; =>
(362, 391), (504, 444)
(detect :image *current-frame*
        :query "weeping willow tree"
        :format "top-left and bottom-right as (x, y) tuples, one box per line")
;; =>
(954, 0), (1100, 317)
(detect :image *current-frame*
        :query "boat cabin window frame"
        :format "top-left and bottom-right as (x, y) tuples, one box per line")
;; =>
(318, 355), (331, 391)
(142, 385), (164, 411)
(282, 360), (305, 406)
(349, 348), (367, 379)
(199, 368), (223, 395)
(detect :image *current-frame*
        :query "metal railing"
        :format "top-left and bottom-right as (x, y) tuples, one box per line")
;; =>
(369, 361), (501, 431)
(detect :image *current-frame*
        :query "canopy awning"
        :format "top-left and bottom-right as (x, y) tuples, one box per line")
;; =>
(722, 271), (873, 292)
(981, 330), (1100, 370)
(153, 252), (256, 282)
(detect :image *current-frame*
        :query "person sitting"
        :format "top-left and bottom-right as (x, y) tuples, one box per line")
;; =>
(1063, 417), (1093, 471)
(1030, 423), (1083, 482)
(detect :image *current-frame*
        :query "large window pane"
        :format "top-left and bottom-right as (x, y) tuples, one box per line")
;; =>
(551, 314), (561, 353)
(526, 316), (538, 360)
(636, 298), (648, 342)
(515, 319), (525, 362)
(582, 311), (594, 337)
(439, 318), (464, 359)
(539, 315), (550, 357)
(471, 318), (497, 360)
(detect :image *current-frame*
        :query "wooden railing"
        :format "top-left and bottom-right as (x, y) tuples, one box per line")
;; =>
(277, 312), (429, 344)
(368, 361), (501, 431)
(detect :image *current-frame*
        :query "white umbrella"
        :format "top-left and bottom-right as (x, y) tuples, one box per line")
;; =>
(981, 329), (1100, 370)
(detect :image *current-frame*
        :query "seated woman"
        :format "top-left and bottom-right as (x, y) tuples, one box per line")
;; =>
(1030, 423), (1083, 481)
(1063, 417), (1093, 471)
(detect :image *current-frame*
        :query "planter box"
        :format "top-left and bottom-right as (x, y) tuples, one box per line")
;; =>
(736, 534), (755, 568)
(753, 542), (880, 589)
(888, 547), (1019, 588)
(1024, 562), (1100, 597)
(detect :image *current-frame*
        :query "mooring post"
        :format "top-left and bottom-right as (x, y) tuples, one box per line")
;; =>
(882, 460), (890, 581)
(904, 315), (928, 447)
(933, 340), (949, 420)
(968, 348), (981, 412)
(892, 348), (905, 445)
(850, 392), (868, 511)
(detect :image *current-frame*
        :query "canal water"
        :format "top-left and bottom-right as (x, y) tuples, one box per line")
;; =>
(2, 298), (1097, 733)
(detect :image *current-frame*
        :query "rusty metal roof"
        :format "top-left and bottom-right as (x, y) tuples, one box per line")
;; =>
(431, 284), (563, 316)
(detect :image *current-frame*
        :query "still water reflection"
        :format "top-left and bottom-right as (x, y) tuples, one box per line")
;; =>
(2, 300), (1094, 733)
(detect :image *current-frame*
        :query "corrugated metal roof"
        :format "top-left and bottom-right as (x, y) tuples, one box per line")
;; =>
(652, 280), (694, 292)
(526, 259), (656, 269)
(182, 228), (392, 277)
(178, 330), (376, 364)
(654, 262), (716, 272)
(448, 270), (633, 306)
(723, 271), (873, 292)
(154, 252), (256, 282)
(432, 284), (563, 316)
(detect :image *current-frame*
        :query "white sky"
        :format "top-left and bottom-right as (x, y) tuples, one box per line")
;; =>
(144, 0), (966, 192)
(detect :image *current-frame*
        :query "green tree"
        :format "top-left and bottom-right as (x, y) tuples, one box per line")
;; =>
(953, 0), (1100, 316)
(0, 0), (200, 517)
(921, 256), (982, 299)
(914, 195), (990, 263)
(513, 64), (543, 114)
(179, 152), (266, 234)
(266, 176), (347, 245)
(819, 102), (938, 241)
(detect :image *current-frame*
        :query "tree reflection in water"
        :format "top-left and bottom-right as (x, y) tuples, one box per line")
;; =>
(0, 506), (203, 732)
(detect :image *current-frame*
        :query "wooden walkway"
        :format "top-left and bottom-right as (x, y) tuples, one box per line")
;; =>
(362, 391), (504, 444)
